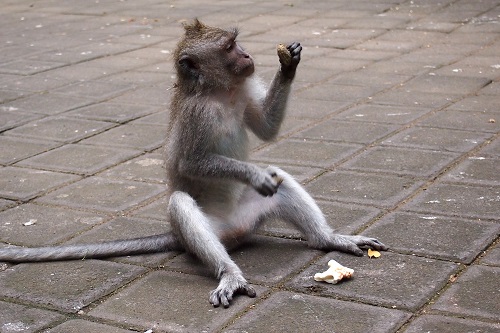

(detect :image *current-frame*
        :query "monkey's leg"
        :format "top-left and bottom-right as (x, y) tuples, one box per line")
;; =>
(264, 167), (387, 256)
(168, 191), (256, 308)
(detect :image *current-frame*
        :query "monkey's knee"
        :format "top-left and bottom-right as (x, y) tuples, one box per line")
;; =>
(168, 191), (198, 219)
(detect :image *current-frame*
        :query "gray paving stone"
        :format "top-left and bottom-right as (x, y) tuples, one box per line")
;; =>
(329, 70), (412, 88)
(343, 16), (409, 29)
(1, 74), (72, 93)
(404, 314), (500, 333)
(395, 52), (463, 67)
(369, 89), (460, 108)
(0, 203), (106, 247)
(480, 138), (500, 157)
(17, 144), (141, 176)
(402, 182), (500, 220)
(253, 139), (361, 168)
(0, 199), (15, 212)
(0, 167), (80, 201)
(108, 86), (171, 106)
(353, 39), (422, 53)
(447, 94), (500, 113)
(99, 70), (169, 86)
(99, 153), (166, 183)
(306, 170), (424, 208)
(416, 109), (499, 133)
(67, 217), (174, 267)
(223, 291), (410, 333)
(341, 146), (458, 177)
(167, 235), (320, 285)
(47, 319), (136, 333)
(0, 260), (146, 312)
(0, 108), (43, 132)
(365, 60), (432, 76)
(4, 116), (115, 143)
(298, 83), (380, 103)
(382, 126), (493, 153)
(88, 271), (264, 332)
(1, 1), (500, 331)
(80, 123), (166, 151)
(442, 156), (500, 186)
(402, 75), (490, 95)
(287, 252), (459, 311)
(130, 110), (170, 126)
(66, 102), (158, 123)
(435, 56), (500, 79)
(291, 65), (343, 85)
(1, 93), (93, 115)
(334, 104), (429, 125)
(37, 177), (165, 213)
(479, 80), (500, 95)
(0, 59), (66, 75)
(45, 63), (120, 82)
(362, 212), (500, 264)
(481, 243), (500, 266)
(431, 265), (500, 321)
(296, 119), (398, 144)
(0, 137), (58, 165)
(131, 194), (169, 221)
(34, 42), (144, 65)
(407, 20), (460, 33)
(53, 80), (134, 100)
(257, 164), (323, 183)
(377, 30), (448, 44)
(260, 200), (381, 238)
(0, 300), (65, 333)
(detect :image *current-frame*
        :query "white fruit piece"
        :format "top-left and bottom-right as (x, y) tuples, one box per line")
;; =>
(314, 259), (354, 284)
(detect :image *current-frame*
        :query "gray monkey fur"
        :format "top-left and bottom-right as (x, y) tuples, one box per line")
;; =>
(0, 20), (386, 308)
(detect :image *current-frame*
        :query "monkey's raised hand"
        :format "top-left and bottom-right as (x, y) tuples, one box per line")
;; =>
(279, 42), (302, 80)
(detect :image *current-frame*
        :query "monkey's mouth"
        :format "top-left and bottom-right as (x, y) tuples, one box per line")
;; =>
(241, 62), (255, 77)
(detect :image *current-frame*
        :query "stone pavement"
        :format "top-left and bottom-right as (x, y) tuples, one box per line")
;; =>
(0, 0), (499, 332)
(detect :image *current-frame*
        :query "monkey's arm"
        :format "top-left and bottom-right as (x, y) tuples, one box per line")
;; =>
(178, 153), (279, 197)
(244, 42), (302, 141)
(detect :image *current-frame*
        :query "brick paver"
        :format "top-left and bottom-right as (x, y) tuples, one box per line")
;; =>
(0, 0), (499, 332)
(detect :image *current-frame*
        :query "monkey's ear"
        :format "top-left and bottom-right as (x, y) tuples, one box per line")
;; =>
(178, 54), (199, 77)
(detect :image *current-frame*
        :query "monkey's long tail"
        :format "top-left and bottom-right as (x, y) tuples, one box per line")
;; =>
(0, 233), (182, 263)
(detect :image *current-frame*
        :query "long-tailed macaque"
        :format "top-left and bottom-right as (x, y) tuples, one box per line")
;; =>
(0, 19), (386, 308)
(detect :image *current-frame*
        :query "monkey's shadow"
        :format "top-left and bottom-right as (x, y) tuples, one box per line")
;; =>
(165, 234), (320, 285)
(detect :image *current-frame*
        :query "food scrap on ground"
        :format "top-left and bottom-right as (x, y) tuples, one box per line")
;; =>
(314, 259), (354, 284)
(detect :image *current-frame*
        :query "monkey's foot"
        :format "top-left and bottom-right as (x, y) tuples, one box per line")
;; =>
(209, 273), (256, 308)
(318, 234), (388, 257)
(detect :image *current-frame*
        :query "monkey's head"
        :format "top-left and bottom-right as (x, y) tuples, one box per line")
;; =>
(174, 19), (255, 93)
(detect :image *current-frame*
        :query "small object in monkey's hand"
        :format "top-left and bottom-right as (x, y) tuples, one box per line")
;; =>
(277, 43), (292, 66)
(314, 259), (354, 284)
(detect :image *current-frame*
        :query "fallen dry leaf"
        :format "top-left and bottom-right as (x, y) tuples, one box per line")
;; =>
(368, 248), (381, 258)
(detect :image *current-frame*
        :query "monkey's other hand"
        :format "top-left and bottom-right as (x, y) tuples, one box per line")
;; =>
(250, 168), (282, 197)
(323, 235), (388, 257)
(279, 42), (302, 80)
(209, 274), (256, 308)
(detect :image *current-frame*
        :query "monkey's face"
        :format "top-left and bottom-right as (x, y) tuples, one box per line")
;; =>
(224, 40), (255, 78)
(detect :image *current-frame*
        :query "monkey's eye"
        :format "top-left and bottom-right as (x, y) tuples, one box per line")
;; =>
(226, 41), (236, 52)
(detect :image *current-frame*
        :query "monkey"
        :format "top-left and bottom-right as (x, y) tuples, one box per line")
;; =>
(0, 19), (387, 308)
